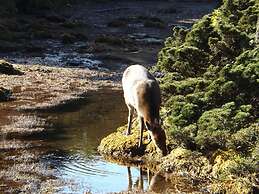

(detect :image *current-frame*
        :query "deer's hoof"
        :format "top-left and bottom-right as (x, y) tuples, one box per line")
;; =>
(124, 131), (131, 136)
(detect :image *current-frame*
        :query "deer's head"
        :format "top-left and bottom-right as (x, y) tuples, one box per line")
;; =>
(145, 119), (167, 156)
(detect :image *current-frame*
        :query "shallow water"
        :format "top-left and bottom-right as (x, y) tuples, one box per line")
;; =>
(0, 89), (175, 193)
(34, 90), (152, 193)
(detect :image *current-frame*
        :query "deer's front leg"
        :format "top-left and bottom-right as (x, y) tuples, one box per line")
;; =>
(138, 116), (144, 148)
(126, 105), (134, 135)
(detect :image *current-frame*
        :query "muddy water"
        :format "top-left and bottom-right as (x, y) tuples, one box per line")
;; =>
(4, 89), (168, 193)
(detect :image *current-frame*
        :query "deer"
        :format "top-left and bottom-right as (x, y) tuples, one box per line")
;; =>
(122, 65), (167, 156)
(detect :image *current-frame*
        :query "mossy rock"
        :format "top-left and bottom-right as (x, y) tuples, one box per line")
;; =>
(0, 60), (23, 75)
(0, 87), (11, 101)
(98, 121), (161, 160)
(210, 149), (258, 193)
(159, 148), (212, 178)
(211, 176), (257, 194)
(98, 125), (142, 158)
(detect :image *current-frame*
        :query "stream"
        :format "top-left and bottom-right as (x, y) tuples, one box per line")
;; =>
(1, 90), (171, 193)
(38, 89), (146, 193)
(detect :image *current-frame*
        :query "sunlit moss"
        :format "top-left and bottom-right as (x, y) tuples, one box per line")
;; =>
(159, 148), (212, 178)
(98, 120), (166, 159)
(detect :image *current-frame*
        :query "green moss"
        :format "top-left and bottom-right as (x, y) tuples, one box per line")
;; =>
(229, 123), (259, 153)
(211, 176), (255, 194)
(228, 47), (259, 85)
(161, 77), (209, 95)
(98, 125), (140, 158)
(98, 121), (164, 159)
(159, 148), (212, 178)
(157, 45), (210, 76)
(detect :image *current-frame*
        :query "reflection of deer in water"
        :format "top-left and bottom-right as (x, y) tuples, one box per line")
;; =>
(122, 65), (167, 156)
(127, 167), (144, 192)
(127, 166), (168, 193)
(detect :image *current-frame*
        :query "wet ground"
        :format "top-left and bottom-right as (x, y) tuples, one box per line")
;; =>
(0, 0), (219, 193)
(1, 0), (219, 71)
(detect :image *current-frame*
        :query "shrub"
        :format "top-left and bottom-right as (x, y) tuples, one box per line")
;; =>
(155, 0), (258, 187)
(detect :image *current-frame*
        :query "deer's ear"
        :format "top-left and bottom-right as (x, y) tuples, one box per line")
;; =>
(145, 121), (152, 131)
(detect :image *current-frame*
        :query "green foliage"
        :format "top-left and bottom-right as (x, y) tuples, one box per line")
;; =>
(227, 48), (259, 86)
(229, 123), (259, 153)
(156, 0), (259, 187)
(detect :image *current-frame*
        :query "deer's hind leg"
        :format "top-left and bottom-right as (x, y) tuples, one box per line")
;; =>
(126, 104), (134, 136)
(138, 116), (144, 148)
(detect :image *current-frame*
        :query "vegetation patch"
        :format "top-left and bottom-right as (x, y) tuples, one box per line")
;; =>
(99, 0), (259, 193)
(154, 0), (259, 192)
(99, 121), (154, 158)
(159, 148), (212, 178)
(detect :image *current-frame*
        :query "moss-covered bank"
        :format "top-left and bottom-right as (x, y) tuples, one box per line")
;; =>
(99, 0), (259, 193)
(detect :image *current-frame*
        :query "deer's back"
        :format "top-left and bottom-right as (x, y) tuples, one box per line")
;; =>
(122, 65), (161, 118)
